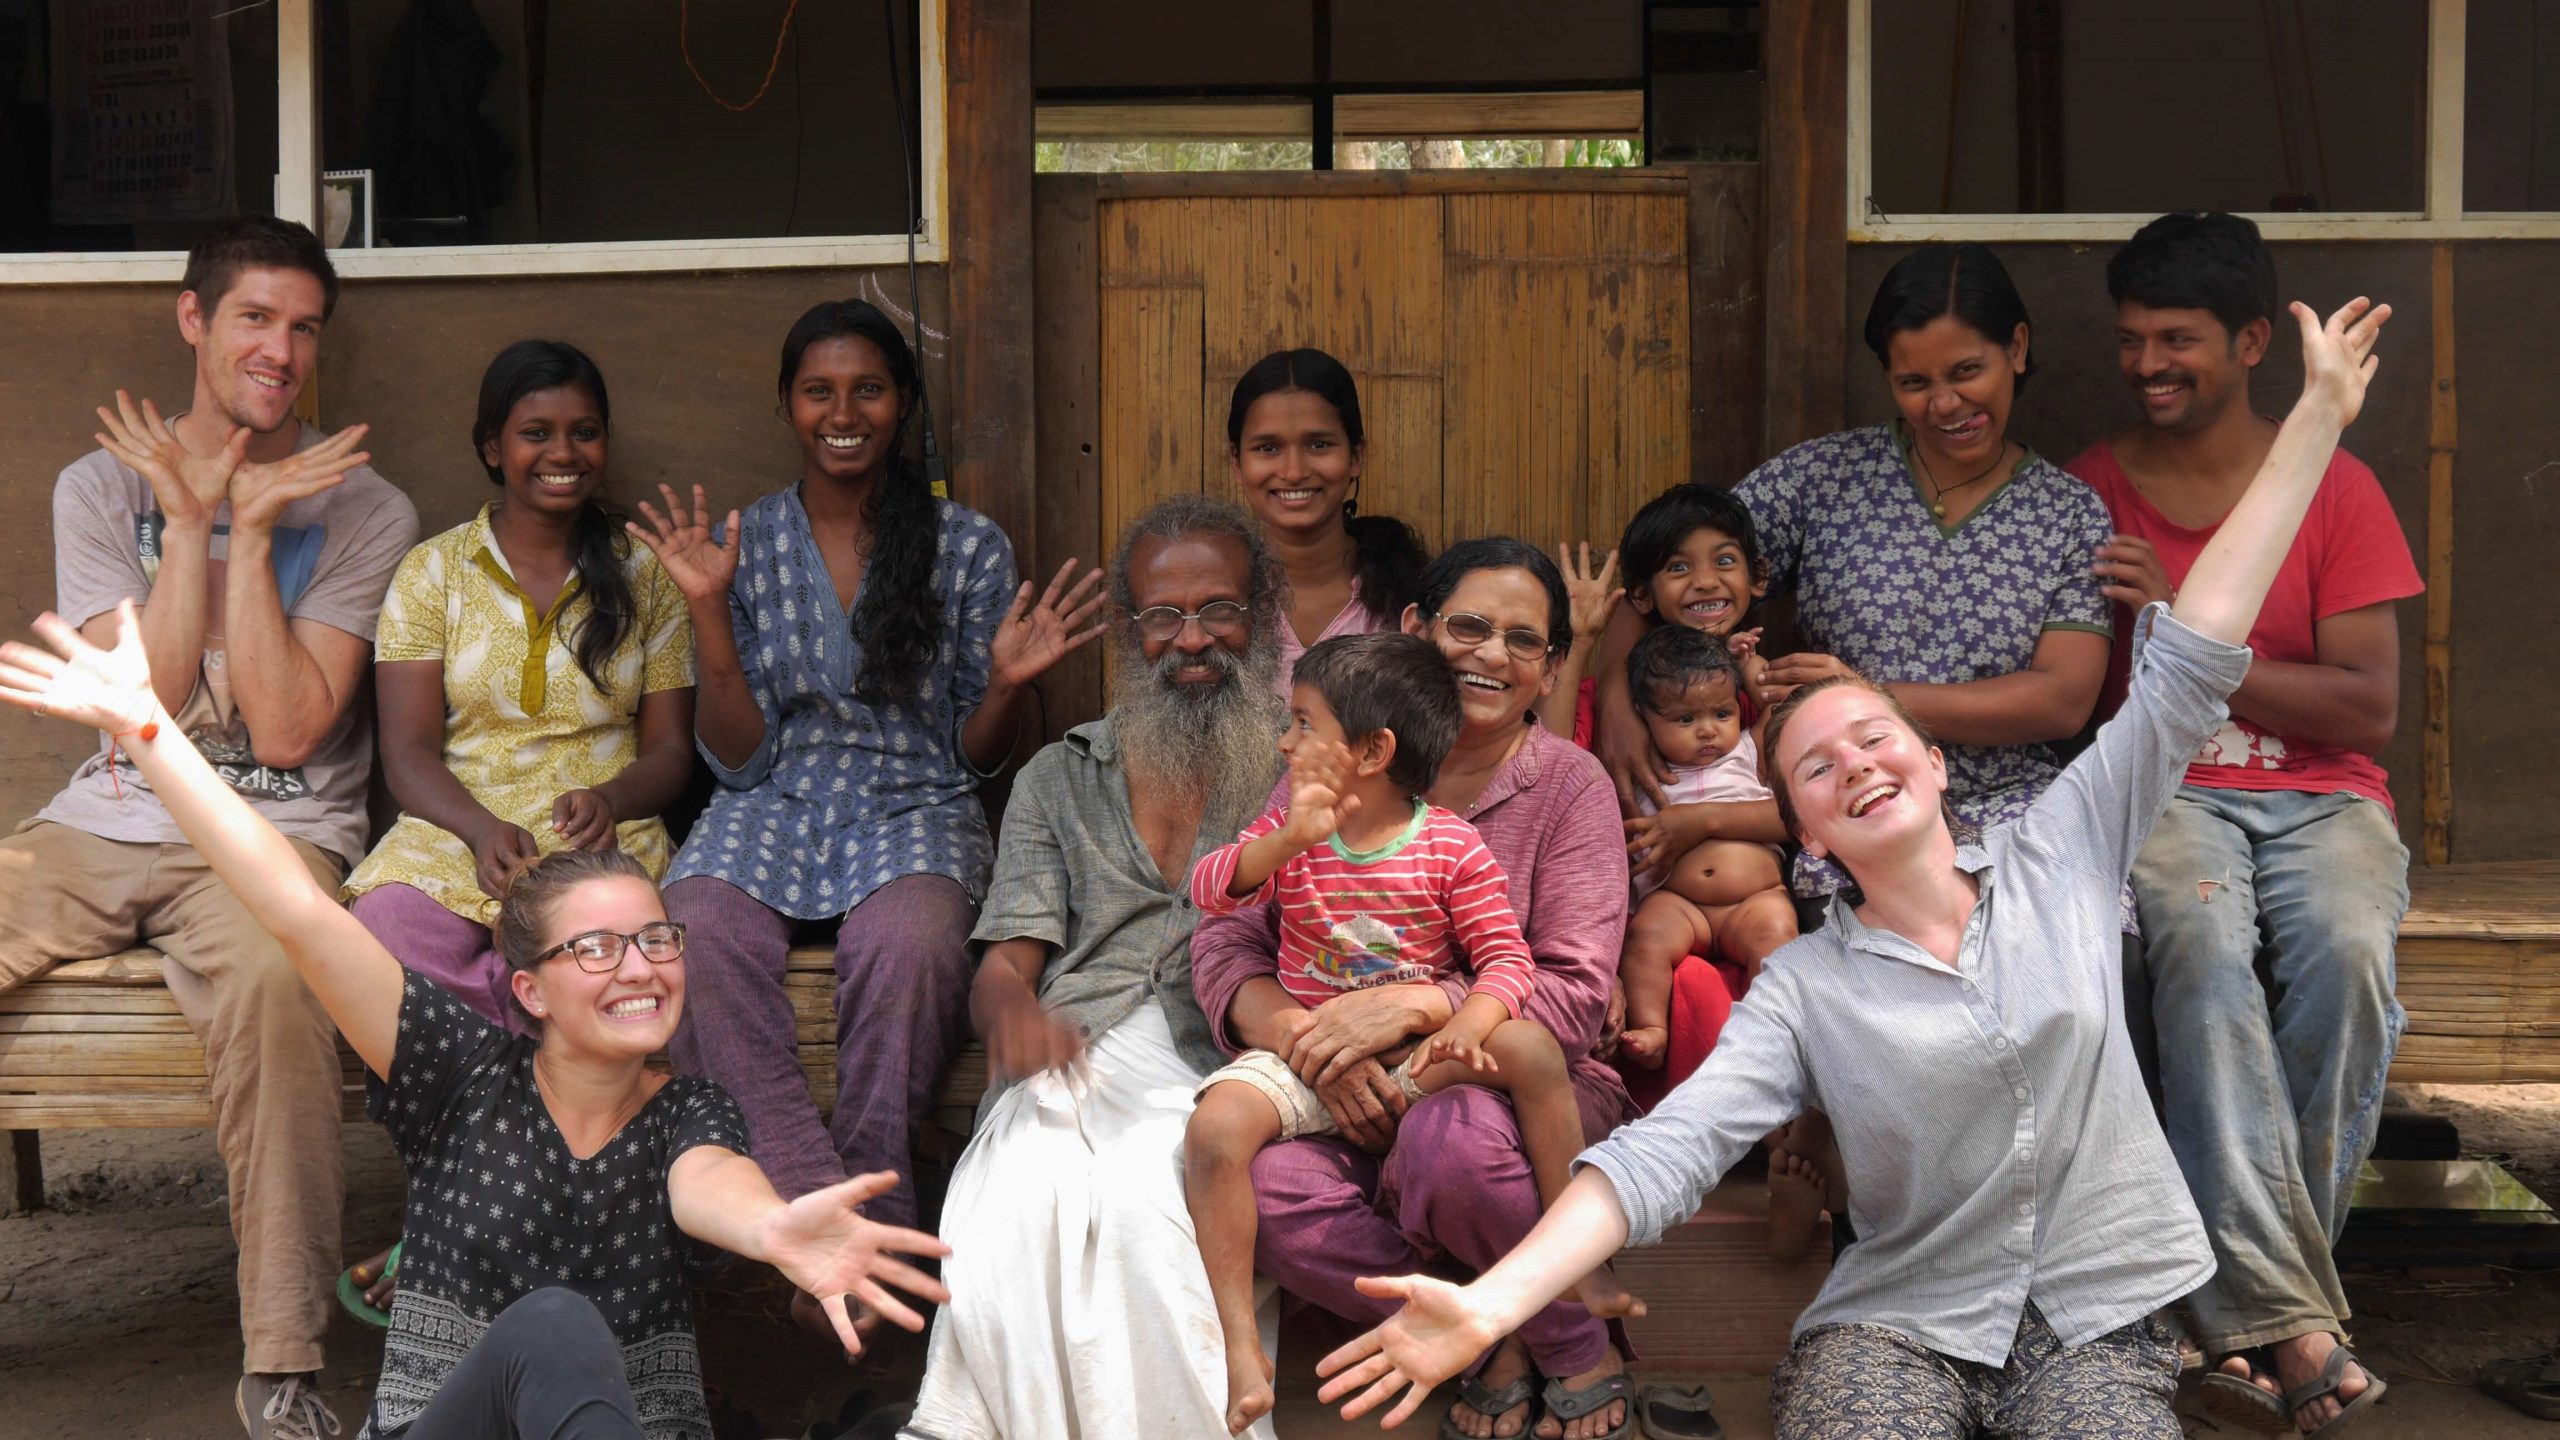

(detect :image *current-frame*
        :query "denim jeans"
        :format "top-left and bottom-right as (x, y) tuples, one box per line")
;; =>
(2129, 786), (2408, 1353)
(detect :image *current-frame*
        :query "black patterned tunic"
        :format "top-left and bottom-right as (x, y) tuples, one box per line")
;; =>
(362, 973), (749, 1439)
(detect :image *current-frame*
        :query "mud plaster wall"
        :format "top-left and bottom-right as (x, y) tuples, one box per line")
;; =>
(1847, 241), (2558, 864)
(0, 266), (952, 829)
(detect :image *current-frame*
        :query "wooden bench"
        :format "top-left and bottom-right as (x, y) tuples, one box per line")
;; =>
(4, 861), (2555, 1214)
(0, 947), (988, 1213)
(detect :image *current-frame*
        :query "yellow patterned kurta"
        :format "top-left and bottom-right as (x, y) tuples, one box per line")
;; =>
(343, 505), (696, 925)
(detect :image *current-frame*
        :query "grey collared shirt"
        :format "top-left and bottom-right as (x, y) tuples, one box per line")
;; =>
(968, 718), (1249, 1119)
(1579, 605), (2242, 1365)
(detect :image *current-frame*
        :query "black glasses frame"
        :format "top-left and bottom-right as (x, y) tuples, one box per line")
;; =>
(532, 921), (688, 973)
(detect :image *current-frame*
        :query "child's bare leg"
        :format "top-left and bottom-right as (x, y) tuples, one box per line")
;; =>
(1452, 1021), (1641, 1318)
(1665, 838), (1786, 911)
(1619, 890), (1714, 1068)
(1763, 1109), (1841, 1263)
(1699, 885), (1799, 987)
(1184, 1079), (1288, 1434)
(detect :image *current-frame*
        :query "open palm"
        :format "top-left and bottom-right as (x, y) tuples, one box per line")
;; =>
(988, 558), (1109, 689)
(2293, 297), (2390, 426)
(758, 1171), (952, 1355)
(232, 422), (371, 530)
(0, 602), (159, 736)
(95, 391), (242, 531)
(628, 484), (742, 604)
(1316, 1273), (1504, 1428)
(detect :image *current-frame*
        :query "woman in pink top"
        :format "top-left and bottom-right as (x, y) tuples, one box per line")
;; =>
(1227, 349), (1431, 693)
(1193, 538), (1640, 1440)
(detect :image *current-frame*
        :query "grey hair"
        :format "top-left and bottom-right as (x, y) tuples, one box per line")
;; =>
(1108, 494), (1288, 628)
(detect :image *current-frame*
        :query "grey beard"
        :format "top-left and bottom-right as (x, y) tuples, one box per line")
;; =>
(1110, 631), (1285, 835)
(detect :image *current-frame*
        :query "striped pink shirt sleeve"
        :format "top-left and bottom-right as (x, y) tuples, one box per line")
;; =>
(1190, 808), (1287, 914)
(1439, 819), (1536, 1018)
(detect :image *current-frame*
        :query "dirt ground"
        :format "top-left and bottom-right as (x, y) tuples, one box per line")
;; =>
(5, 1084), (2559, 1439)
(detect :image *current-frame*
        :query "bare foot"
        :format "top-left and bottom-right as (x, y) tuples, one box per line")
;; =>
(1766, 1150), (1826, 1261)
(347, 1245), (397, 1311)
(1533, 1351), (1629, 1440)
(1447, 1335), (1535, 1439)
(2273, 1331), (2373, 1433)
(1619, 1025), (1669, 1069)
(1572, 1265), (1645, 1322)
(1224, 1343), (1275, 1435)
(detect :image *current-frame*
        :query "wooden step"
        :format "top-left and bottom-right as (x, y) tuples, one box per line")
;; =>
(2392, 861), (2560, 1084)
(1614, 1175), (1831, 1374)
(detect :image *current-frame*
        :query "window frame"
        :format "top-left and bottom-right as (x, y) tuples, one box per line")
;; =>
(1, 0), (948, 284)
(1845, 0), (2560, 242)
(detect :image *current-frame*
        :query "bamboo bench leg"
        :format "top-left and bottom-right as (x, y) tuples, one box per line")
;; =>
(2, 1130), (40, 1216)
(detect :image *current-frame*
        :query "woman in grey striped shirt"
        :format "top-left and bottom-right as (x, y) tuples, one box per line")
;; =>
(1313, 294), (2395, 1440)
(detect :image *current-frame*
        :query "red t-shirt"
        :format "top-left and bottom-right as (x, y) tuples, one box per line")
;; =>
(2067, 438), (2422, 811)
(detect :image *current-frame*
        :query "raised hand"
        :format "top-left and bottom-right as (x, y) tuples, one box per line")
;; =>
(231, 422), (371, 532)
(1558, 542), (1624, 644)
(754, 1170), (953, 1356)
(551, 788), (619, 851)
(0, 602), (158, 736)
(94, 391), (244, 533)
(2092, 535), (2175, 610)
(473, 822), (541, 901)
(628, 484), (743, 604)
(1315, 1273), (1504, 1428)
(1279, 735), (1362, 850)
(989, 558), (1109, 690)
(2294, 297), (2390, 424)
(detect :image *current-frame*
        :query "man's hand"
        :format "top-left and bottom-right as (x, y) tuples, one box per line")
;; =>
(1314, 1057), (1410, 1153)
(94, 391), (243, 534)
(230, 423), (371, 533)
(1284, 983), (1432, 1087)
(1755, 651), (1856, 709)
(2092, 535), (2175, 611)
(473, 822), (541, 901)
(984, 998), (1087, 1081)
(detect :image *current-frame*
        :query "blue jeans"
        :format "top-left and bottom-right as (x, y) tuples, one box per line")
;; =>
(2130, 786), (2408, 1353)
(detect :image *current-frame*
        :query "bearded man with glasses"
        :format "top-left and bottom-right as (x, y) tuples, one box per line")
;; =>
(901, 496), (1290, 1440)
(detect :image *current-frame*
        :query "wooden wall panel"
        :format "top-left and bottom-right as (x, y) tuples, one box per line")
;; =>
(1352, 374), (1448, 554)
(1099, 285), (1207, 546)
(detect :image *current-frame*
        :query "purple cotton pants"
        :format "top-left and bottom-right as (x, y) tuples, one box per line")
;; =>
(1249, 1062), (1629, 1379)
(350, 883), (532, 1035)
(662, 873), (976, 1227)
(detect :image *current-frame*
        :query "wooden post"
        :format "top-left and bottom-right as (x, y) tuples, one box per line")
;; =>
(1685, 163), (1765, 488)
(2013, 0), (2064, 211)
(1760, 0), (1848, 455)
(2422, 243), (2456, 865)
(2, 1130), (40, 1215)
(1032, 174), (1105, 739)
(944, 0), (1038, 555)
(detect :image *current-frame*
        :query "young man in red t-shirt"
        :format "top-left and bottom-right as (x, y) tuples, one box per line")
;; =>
(2069, 212), (2415, 1438)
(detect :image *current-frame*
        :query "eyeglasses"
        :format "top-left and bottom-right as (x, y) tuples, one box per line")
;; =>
(532, 921), (687, 972)
(1132, 601), (1251, 643)
(1433, 611), (1554, 663)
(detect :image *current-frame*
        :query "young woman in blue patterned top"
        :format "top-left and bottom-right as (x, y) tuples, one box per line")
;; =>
(0, 605), (953, 1440)
(626, 300), (1104, 1277)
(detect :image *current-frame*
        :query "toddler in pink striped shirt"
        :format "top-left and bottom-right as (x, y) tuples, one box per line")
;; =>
(1184, 632), (1633, 1435)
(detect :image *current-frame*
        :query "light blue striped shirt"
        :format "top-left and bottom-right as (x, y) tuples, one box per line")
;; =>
(1578, 604), (2240, 1365)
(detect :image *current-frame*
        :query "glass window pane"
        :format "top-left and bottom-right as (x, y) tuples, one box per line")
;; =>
(319, 0), (919, 248)
(2465, 0), (2560, 212)
(1035, 141), (1313, 173)
(1868, 0), (2425, 216)
(1334, 138), (1643, 170)
(0, 0), (279, 254)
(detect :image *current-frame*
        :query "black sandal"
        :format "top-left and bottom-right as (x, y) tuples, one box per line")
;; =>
(2480, 1351), (2560, 1420)
(1540, 1371), (1636, 1440)
(1440, 1371), (1539, 1440)
(2284, 1344), (2387, 1439)
(1635, 1381), (1723, 1439)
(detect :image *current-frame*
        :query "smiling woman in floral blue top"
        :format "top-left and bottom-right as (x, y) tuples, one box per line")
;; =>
(627, 299), (1104, 1279)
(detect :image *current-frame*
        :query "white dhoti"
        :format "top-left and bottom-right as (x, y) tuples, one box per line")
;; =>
(905, 1001), (1277, 1440)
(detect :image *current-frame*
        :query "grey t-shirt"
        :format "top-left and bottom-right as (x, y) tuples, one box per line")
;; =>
(38, 429), (418, 866)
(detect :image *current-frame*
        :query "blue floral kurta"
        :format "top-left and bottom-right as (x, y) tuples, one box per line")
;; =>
(666, 488), (1014, 919)
(1735, 423), (2114, 900)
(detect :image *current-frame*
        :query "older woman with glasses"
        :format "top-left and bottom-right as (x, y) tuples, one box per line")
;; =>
(0, 600), (949, 1440)
(1194, 537), (1642, 1440)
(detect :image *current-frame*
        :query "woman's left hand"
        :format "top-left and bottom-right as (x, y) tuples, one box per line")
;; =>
(989, 559), (1109, 690)
(0, 603), (158, 736)
(1285, 984), (1432, 1087)
(550, 788), (619, 851)
(755, 1170), (953, 1355)
(1316, 1273), (1505, 1428)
